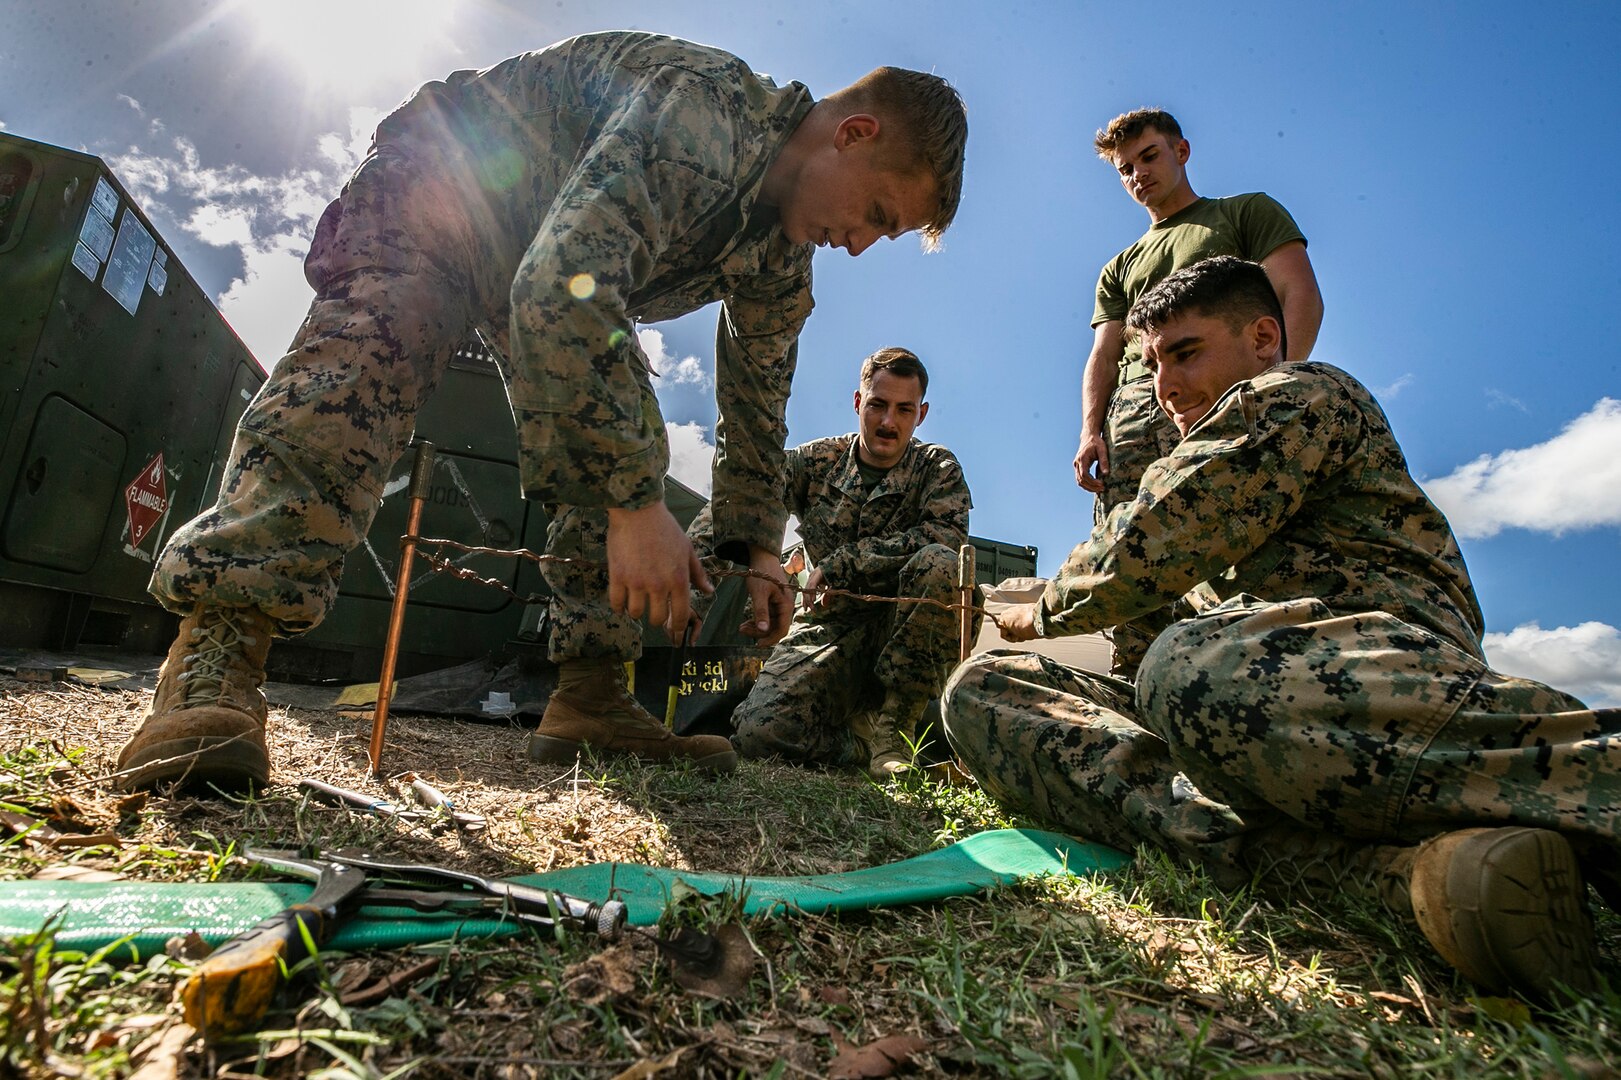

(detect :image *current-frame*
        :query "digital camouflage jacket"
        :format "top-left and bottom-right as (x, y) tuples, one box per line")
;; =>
(786, 434), (972, 602)
(377, 31), (816, 553)
(1036, 362), (1486, 656)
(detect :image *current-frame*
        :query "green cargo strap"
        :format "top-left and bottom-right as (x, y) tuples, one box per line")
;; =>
(0, 828), (1128, 958)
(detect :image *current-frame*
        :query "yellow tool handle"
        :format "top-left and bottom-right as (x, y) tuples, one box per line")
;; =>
(180, 903), (326, 1036)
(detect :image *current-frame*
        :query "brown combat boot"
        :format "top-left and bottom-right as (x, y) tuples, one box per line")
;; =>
(855, 695), (923, 780)
(115, 608), (276, 792)
(1240, 824), (1599, 1002)
(527, 660), (737, 773)
(1406, 827), (1600, 1001)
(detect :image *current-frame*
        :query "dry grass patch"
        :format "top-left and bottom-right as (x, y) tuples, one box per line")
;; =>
(2, 673), (1619, 1078)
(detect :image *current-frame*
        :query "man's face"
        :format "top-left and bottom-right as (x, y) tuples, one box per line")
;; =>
(778, 116), (940, 256)
(854, 369), (928, 468)
(1142, 311), (1280, 435)
(1109, 129), (1190, 214)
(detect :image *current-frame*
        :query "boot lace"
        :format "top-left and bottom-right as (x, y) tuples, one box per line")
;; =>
(1242, 827), (1412, 914)
(176, 612), (263, 708)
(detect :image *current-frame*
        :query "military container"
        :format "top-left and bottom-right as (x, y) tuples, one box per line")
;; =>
(970, 535), (1039, 586)
(0, 131), (263, 653)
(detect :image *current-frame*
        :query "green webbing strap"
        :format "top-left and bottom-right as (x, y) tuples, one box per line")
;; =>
(0, 829), (1128, 958)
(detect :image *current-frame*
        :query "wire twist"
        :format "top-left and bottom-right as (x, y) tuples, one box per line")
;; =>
(410, 537), (1002, 626)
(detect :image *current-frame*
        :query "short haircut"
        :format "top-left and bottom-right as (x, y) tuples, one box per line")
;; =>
(1094, 108), (1183, 159)
(860, 346), (929, 399)
(1126, 256), (1288, 359)
(828, 67), (968, 252)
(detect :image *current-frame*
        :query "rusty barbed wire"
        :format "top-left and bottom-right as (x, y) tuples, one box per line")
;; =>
(411, 537), (1004, 626)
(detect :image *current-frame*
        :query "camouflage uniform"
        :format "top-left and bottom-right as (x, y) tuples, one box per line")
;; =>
(694, 435), (973, 764)
(150, 32), (815, 666)
(947, 362), (1620, 874)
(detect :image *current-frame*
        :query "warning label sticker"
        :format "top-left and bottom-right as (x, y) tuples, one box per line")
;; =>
(71, 241), (102, 282)
(124, 453), (168, 549)
(104, 212), (156, 316)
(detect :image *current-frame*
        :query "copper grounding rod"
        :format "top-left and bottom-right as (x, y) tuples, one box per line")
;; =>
(369, 441), (436, 774)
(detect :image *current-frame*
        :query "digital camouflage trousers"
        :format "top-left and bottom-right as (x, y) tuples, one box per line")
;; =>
(733, 544), (975, 765)
(150, 151), (639, 660)
(943, 594), (1620, 873)
(1095, 376), (1184, 679)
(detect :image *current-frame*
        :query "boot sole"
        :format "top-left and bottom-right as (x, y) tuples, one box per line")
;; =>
(116, 736), (270, 794)
(1442, 827), (1599, 1000)
(526, 733), (738, 774)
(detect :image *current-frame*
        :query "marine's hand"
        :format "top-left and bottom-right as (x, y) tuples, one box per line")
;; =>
(740, 544), (794, 646)
(998, 603), (1040, 643)
(801, 565), (833, 612)
(606, 503), (711, 636)
(1073, 433), (1109, 493)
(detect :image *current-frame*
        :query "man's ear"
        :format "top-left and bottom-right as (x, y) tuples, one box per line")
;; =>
(1174, 137), (1190, 164)
(853, 387), (864, 415)
(835, 113), (881, 150)
(1250, 315), (1284, 363)
(916, 401), (930, 426)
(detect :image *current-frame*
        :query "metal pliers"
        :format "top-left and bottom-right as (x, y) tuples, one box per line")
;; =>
(181, 845), (626, 1037)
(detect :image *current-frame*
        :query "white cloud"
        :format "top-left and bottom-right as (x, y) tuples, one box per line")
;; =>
(665, 355), (712, 388)
(1376, 373), (1413, 399)
(116, 93), (145, 116)
(639, 327), (713, 393)
(1486, 388), (1529, 413)
(638, 327), (671, 366)
(665, 421), (715, 497)
(186, 204), (254, 248)
(316, 107), (384, 172)
(217, 234), (315, 364)
(1483, 621), (1621, 708)
(1424, 398), (1621, 539)
(107, 123), (374, 368)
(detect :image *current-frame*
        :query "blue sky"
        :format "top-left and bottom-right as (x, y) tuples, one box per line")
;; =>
(4, 1), (1617, 705)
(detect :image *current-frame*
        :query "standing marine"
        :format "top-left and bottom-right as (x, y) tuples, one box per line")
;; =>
(1071, 108), (1323, 677)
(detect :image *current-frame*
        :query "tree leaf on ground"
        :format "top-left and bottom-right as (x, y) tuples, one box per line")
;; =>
(828, 1033), (931, 1079)
(338, 956), (442, 1006)
(32, 863), (126, 882)
(1474, 996), (1532, 1027)
(562, 941), (638, 1006)
(924, 760), (974, 786)
(608, 1046), (686, 1079)
(126, 1022), (195, 1080)
(163, 931), (211, 961)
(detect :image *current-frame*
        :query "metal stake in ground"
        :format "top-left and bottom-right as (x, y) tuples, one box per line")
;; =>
(958, 542), (976, 662)
(369, 440), (436, 775)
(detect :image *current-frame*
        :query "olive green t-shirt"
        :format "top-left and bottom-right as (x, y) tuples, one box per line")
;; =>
(855, 455), (892, 495)
(1092, 193), (1306, 376)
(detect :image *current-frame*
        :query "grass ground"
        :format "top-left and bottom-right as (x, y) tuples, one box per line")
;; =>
(2, 675), (1618, 1078)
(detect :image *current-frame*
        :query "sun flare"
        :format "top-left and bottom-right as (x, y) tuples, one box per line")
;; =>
(240, 0), (462, 99)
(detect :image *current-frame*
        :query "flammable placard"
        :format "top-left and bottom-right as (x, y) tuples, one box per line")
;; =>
(124, 453), (168, 549)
